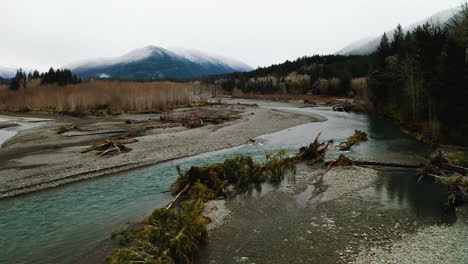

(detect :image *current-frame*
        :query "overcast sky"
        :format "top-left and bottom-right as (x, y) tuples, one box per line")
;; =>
(2, 0), (463, 71)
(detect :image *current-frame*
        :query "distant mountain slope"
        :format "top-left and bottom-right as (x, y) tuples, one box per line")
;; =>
(0, 66), (16, 78)
(66, 46), (253, 79)
(336, 7), (459, 55)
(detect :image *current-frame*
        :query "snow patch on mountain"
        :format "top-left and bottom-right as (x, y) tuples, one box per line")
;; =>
(0, 66), (17, 78)
(169, 47), (253, 71)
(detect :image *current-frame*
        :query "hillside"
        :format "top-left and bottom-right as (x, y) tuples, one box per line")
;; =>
(336, 7), (459, 55)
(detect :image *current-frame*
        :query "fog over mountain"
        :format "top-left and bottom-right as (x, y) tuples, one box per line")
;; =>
(66, 46), (253, 79)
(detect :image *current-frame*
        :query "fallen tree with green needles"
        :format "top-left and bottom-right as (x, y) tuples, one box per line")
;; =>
(107, 149), (300, 264)
(339, 130), (368, 151)
(106, 134), (335, 264)
(107, 134), (342, 264)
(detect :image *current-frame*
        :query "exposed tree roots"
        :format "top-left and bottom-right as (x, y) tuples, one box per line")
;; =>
(295, 133), (333, 165)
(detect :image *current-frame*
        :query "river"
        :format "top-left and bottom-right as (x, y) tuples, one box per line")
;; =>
(0, 107), (454, 263)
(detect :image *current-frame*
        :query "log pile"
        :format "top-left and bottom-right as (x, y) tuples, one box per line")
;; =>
(81, 139), (138, 156)
(160, 113), (238, 128)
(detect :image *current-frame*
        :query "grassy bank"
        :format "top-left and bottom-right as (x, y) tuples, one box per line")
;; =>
(0, 81), (211, 116)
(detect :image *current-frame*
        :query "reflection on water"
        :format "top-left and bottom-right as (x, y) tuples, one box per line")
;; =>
(0, 107), (449, 264)
(370, 168), (455, 221)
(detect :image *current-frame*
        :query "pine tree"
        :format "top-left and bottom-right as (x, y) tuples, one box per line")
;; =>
(9, 68), (27, 90)
(392, 24), (405, 56)
(375, 33), (391, 67)
(32, 70), (40, 79)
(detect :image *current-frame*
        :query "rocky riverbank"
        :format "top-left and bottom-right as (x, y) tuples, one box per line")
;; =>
(0, 99), (326, 198)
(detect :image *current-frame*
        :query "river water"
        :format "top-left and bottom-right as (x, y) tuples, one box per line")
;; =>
(0, 107), (453, 263)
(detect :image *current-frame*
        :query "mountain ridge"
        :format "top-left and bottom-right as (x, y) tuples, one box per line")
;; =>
(66, 46), (253, 79)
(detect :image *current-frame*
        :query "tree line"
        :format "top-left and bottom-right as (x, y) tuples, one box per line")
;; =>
(369, 5), (467, 145)
(202, 55), (372, 96)
(9, 68), (81, 90)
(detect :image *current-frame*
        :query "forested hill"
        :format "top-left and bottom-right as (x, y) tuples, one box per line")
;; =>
(205, 4), (467, 145)
(368, 6), (468, 145)
(203, 55), (372, 96)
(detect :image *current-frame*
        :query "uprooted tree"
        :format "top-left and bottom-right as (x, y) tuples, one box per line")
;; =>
(295, 133), (333, 165)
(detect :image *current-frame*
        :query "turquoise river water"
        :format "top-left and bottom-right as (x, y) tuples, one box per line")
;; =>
(0, 107), (453, 263)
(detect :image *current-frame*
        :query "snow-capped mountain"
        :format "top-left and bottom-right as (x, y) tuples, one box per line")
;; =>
(335, 7), (460, 55)
(0, 66), (17, 78)
(67, 46), (253, 79)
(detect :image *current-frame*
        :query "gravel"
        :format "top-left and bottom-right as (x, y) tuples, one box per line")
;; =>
(353, 222), (468, 264)
(318, 166), (380, 202)
(202, 199), (231, 231)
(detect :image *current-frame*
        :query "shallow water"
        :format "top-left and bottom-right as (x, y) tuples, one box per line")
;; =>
(196, 167), (454, 264)
(0, 107), (450, 264)
(0, 117), (42, 148)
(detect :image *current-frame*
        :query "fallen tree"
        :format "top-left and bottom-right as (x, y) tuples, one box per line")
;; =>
(339, 130), (368, 151)
(107, 149), (297, 264)
(420, 152), (468, 206)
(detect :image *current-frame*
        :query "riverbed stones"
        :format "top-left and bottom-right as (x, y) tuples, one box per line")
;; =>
(319, 166), (380, 202)
(202, 199), (231, 231)
(353, 223), (467, 264)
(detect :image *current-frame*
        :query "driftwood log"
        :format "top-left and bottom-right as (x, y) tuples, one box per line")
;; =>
(57, 125), (95, 134)
(326, 154), (422, 169)
(81, 139), (138, 156)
